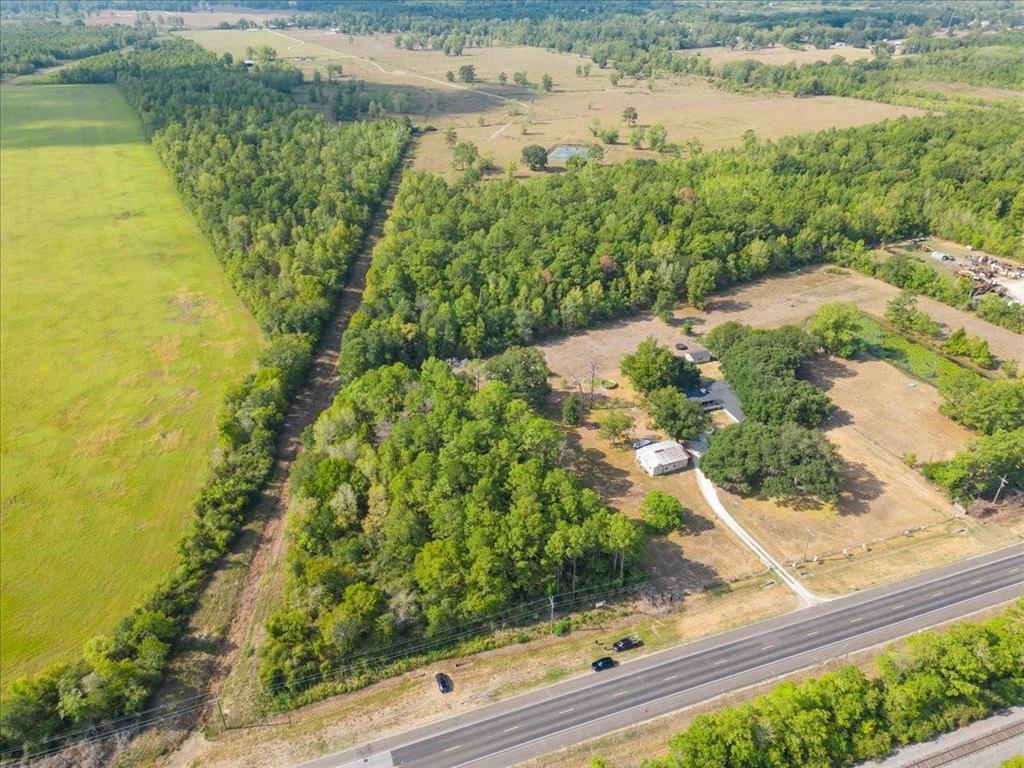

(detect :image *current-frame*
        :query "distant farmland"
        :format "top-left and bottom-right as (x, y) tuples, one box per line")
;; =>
(180, 29), (924, 176)
(0, 84), (261, 681)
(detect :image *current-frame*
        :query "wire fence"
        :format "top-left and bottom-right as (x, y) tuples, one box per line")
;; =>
(1, 570), (727, 765)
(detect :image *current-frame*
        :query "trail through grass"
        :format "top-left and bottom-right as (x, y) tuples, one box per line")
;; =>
(0, 84), (261, 681)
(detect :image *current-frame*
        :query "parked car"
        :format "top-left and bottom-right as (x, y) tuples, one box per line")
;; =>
(435, 672), (453, 693)
(674, 343), (689, 351)
(612, 636), (643, 652)
(591, 656), (616, 672)
(631, 437), (655, 450)
(699, 398), (723, 411)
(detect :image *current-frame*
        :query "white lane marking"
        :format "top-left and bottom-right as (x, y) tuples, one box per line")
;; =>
(502, 725), (518, 734)
(971, 579), (983, 584)
(850, 616), (863, 623)
(806, 630), (819, 637)
(613, 689), (630, 697)
(443, 744), (463, 752)
(558, 707), (575, 714)
(663, 674), (679, 681)
(933, 591), (945, 597)
(713, 659), (728, 666)
(892, 603), (905, 610)
(762, 644), (776, 650)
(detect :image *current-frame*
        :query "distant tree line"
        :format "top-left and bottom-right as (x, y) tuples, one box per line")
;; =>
(261, 359), (643, 701)
(275, 1), (1024, 77)
(337, 108), (1022, 389)
(633, 601), (1024, 768)
(0, 39), (409, 757)
(0, 19), (150, 75)
(677, 34), (1024, 105)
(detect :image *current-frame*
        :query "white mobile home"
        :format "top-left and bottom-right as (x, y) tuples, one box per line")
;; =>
(636, 440), (689, 476)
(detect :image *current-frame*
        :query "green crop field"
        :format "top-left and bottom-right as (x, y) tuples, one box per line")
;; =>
(0, 84), (262, 682)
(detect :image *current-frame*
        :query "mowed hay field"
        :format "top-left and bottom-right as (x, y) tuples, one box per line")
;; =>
(0, 85), (261, 680)
(181, 30), (924, 175)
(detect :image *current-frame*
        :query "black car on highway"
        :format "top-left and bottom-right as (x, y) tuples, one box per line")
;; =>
(591, 656), (616, 672)
(612, 636), (642, 652)
(436, 672), (453, 693)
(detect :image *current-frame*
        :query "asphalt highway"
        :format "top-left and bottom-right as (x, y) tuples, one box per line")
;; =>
(303, 545), (1024, 768)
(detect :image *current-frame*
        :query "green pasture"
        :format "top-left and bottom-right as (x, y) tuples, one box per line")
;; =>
(0, 85), (261, 681)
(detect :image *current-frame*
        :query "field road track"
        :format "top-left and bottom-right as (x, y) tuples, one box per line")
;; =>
(299, 544), (1024, 768)
(270, 30), (529, 111)
(131, 142), (416, 759)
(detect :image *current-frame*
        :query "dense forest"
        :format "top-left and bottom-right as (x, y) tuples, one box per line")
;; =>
(261, 360), (641, 700)
(640, 603), (1024, 768)
(338, 109), (1023, 386)
(0, 20), (149, 75)
(1, 40), (409, 756)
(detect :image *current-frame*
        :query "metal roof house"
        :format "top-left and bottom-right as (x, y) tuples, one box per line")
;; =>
(636, 440), (690, 476)
(683, 347), (712, 364)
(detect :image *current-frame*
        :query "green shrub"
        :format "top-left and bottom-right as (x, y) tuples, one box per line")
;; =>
(641, 491), (685, 533)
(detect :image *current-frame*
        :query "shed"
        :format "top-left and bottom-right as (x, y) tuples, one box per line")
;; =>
(684, 347), (712, 364)
(636, 440), (689, 476)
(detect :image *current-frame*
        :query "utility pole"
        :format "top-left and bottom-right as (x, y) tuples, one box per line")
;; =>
(548, 595), (555, 631)
(992, 474), (1009, 504)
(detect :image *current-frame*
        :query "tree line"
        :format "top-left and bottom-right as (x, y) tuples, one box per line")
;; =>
(337, 108), (1022, 390)
(0, 19), (150, 76)
(0, 39), (410, 757)
(678, 34), (1024, 106)
(630, 601), (1024, 768)
(261, 359), (643, 701)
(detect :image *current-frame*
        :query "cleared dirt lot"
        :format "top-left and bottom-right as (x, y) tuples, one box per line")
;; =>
(538, 265), (1020, 376)
(183, 30), (924, 175)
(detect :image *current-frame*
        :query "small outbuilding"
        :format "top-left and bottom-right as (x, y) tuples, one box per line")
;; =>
(683, 347), (712, 364)
(636, 440), (690, 476)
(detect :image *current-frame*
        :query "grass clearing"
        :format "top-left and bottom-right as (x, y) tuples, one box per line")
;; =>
(0, 84), (261, 681)
(181, 30), (924, 176)
(685, 45), (875, 66)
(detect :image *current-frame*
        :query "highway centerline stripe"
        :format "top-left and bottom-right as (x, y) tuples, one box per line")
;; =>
(502, 725), (519, 733)
(443, 744), (463, 752)
(558, 707), (575, 714)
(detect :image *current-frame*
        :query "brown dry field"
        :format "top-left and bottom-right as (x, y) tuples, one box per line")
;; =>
(686, 44), (874, 66)
(182, 30), (924, 175)
(161, 585), (794, 768)
(725, 354), (978, 579)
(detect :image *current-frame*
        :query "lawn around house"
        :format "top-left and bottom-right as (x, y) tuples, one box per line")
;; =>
(0, 84), (262, 681)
